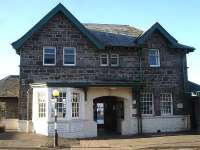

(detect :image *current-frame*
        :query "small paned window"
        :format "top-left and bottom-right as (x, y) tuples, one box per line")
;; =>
(38, 92), (46, 118)
(52, 92), (67, 118)
(72, 93), (80, 118)
(148, 49), (160, 67)
(110, 54), (119, 66)
(43, 47), (56, 65)
(100, 54), (109, 66)
(63, 47), (76, 65)
(140, 92), (154, 115)
(160, 93), (173, 115)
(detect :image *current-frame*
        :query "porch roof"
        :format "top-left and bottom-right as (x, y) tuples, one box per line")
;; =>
(30, 80), (142, 88)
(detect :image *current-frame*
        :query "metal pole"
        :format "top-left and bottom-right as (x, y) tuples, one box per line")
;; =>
(54, 97), (58, 147)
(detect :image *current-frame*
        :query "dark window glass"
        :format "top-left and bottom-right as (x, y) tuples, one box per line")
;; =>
(43, 47), (55, 65)
(64, 48), (75, 65)
(111, 54), (119, 66)
(100, 54), (108, 66)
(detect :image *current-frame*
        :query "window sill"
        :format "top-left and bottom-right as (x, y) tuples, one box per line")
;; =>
(43, 64), (56, 66)
(111, 65), (119, 67)
(150, 65), (160, 67)
(100, 65), (109, 67)
(63, 64), (76, 66)
(141, 114), (154, 117)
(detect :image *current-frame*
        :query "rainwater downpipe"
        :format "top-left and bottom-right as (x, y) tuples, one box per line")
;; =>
(27, 88), (30, 133)
(138, 48), (143, 134)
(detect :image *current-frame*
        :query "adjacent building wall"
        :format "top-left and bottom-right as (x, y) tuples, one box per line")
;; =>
(0, 97), (18, 130)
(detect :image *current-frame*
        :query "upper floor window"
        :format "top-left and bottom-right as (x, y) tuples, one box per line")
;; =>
(160, 93), (173, 115)
(100, 54), (109, 66)
(63, 47), (76, 66)
(111, 54), (119, 66)
(148, 49), (160, 67)
(43, 47), (56, 65)
(140, 92), (154, 115)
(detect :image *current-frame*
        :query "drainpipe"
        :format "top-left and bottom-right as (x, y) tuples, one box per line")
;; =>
(27, 88), (30, 133)
(137, 47), (143, 134)
(182, 50), (190, 129)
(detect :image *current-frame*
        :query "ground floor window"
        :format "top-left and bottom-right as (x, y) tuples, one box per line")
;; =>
(33, 87), (84, 120)
(38, 92), (46, 118)
(140, 92), (154, 115)
(72, 92), (80, 118)
(160, 93), (173, 115)
(52, 91), (67, 118)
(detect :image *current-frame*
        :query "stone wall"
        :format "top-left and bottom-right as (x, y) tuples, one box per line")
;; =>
(0, 97), (18, 119)
(140, 31), (188, 116)
(18, 12), (188, 123)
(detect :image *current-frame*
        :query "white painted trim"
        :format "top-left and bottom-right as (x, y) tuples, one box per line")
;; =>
(141, 92), (154, 117)
(63, 47), (76, 66)
(70, 88), (84, 120)
(43, 46), (56, 66)
(100, 53), (109, 66)
(160, 93), (173, 116)
(110, 54), (119, 67)
(149, 49), (160, 67)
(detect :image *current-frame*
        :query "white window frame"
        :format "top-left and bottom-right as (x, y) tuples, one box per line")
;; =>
(51, 90), (67, 119)
(43, 46), (56, 66)
(140, 92), (154, 116)
(160, 93), (173, 116)
(38, 92), (46, 118)
(71, 92), (80, 119)
(110, 54), (119, 67)
(63, 47), (76, 66)
(148, 49), (160, 67)
(100, 54), (109, 66)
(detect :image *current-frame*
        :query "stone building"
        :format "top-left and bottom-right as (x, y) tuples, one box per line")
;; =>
(11, 3), (195, 138)
(0, 75), (19, 130)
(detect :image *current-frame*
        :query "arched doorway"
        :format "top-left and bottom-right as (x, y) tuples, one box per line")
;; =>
(93, 96), (124, 135)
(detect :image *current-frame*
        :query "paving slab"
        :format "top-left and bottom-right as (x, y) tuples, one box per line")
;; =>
(0, 132), (200, 149)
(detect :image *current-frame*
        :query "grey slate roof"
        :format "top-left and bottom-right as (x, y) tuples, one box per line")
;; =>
(84, 23), (143, 47)
(188, 81), (200, 92)
(0, 75), (19, 98)
(11, 3), (195, 52)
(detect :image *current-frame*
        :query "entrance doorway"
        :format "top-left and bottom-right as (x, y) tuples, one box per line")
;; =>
(93, 96), (124, 136)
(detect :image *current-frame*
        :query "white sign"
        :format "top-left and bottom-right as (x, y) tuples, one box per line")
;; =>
(177, 103), (183, 109)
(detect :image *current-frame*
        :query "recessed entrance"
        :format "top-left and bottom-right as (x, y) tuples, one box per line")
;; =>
(93, 96), (124, 136)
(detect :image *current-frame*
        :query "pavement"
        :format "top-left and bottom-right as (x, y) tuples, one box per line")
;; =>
(0, 132), (200, 149)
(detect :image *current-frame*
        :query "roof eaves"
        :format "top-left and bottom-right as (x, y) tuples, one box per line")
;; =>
(12, 3), (105, 51)
(170, 43), (195, 53)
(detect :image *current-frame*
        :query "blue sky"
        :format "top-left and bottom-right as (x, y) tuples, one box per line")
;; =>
(0, 0), (199, 84)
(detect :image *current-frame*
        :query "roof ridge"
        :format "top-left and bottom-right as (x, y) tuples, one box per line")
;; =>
(84, 23), (131, 26)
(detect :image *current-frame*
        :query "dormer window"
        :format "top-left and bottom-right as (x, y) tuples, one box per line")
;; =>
(43, 47), (56, 65)
(148, 49), (160, 67)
